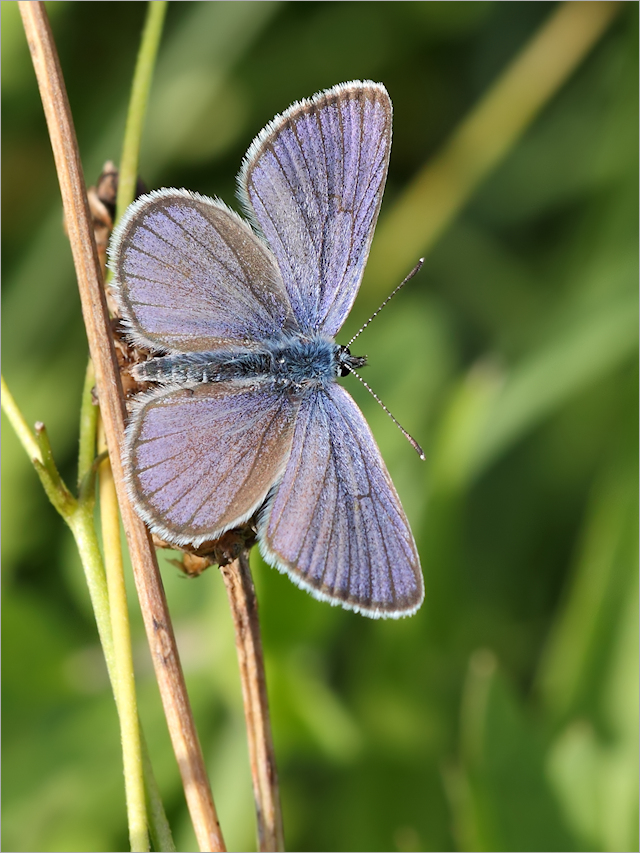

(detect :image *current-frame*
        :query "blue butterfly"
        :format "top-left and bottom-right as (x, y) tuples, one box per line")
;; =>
(109, 81), (423, 618)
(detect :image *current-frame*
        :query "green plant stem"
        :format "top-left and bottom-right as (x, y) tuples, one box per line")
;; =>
(2, 377), (75, 517)
(77, 359), (99, 488)
(73, 361), (119, 682)
(99, 419), (149, 852)
(2, 373), (117, 679)
(116, 0), (168, 221)
(141, 732), (177, 853)
(67, 503), (118, 683)
(2, 375), (44, 465)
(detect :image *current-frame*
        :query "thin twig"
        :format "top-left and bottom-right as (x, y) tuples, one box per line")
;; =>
(220, 552), (285, 852)
(116, 0), (167, 222)
(18, 4), (225, 850)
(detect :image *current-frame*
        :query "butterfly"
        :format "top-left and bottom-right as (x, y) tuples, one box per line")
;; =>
(108, 80), (424, 618)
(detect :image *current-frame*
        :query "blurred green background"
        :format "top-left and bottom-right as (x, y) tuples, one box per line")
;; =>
(2, 2), (637, 851)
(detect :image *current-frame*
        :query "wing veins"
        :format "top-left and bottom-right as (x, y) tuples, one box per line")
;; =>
(267, 398), (314, 542)
(291, 410), (334, 566)
(352, 127), (387, 221)
(289, 118), (325, 320)
(192, 395), (291, 525)
(248, 174), (298, 299)
(120, 237), (221, 282)
(316, 443), (342, 591)
(160, 211), (253, 288)
(147, 395), (289, 524)
(339, 406), (407, 602)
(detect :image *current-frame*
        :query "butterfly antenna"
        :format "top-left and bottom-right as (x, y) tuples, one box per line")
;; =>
(343, 364), (425, 460)
(346, 258), (424, 348)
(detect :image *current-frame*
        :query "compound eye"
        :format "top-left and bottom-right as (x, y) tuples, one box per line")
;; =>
(337, 345), (351, 377)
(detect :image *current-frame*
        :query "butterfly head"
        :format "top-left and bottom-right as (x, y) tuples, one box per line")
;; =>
(336, 345), (367, 378)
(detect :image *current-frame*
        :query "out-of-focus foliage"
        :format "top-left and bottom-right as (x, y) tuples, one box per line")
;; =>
(2, 2), (637, 851)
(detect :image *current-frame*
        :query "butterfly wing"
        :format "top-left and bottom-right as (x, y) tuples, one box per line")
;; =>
(258, 383), (423, 618)
(109, 188), (298, 353)
(238, 81), (392, 338)
(126, 382), (298, 547)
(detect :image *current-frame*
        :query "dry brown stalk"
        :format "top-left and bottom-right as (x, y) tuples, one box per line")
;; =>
(220, 551), (285, 852)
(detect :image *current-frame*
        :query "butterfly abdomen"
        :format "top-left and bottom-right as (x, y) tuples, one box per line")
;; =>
(133, 350), (273, 385)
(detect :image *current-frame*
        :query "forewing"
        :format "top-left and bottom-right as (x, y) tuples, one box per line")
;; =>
(109, 189), (297, 353)
(239, 81), (392, 337)
(126, 382), (298, 546)
(259, 384), (423, 618)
